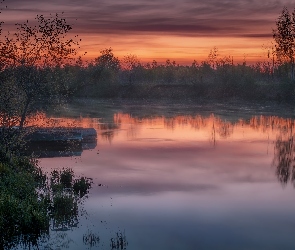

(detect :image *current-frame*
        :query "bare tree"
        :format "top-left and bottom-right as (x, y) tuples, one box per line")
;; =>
(207, 47), (219, 69)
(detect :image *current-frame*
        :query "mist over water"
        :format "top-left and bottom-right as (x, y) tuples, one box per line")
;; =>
(34, 100), (295, 250)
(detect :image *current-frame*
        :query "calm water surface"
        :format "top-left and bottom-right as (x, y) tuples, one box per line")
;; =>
(34, 100), (295, 250)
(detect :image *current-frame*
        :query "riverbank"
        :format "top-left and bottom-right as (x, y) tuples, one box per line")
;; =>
(53, 98), (295, 122)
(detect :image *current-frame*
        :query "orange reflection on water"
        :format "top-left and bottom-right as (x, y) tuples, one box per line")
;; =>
(25, 112), (101, 129)
(38, 111), (295, 217)
(113, 113), (295, 142)
(36, 110), (295, 249)
(25, 112), (295, 145)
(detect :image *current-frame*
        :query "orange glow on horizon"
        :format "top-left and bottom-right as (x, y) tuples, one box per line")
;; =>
(79, 34), (272, 65)
(1, 0), (288, 66)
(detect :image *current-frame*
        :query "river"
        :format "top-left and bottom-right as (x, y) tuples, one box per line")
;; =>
(28, 99), (295, 250)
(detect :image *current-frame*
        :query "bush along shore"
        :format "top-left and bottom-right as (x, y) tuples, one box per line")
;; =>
(0, 148), (92, 249)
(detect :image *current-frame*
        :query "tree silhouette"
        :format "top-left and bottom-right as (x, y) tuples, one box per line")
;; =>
(273, 7), (295, 80)
(0, 13), (80, 155)
(122, 54), (141, 85)
(94, 48), (120, 71)
(0, 13), (80, 129)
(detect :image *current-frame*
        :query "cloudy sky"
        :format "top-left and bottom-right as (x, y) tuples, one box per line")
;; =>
(1, 0), (294, 63)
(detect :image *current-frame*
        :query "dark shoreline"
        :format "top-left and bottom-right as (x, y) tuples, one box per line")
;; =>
(51, 97), (295, 121)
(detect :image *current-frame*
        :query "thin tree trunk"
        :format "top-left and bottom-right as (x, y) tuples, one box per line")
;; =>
(272, 55), (275, 78)
(291, 58), (295, 81)
(19, 96), (31, 129)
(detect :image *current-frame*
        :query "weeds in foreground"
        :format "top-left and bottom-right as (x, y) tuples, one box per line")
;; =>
(0, 153), (92, 249)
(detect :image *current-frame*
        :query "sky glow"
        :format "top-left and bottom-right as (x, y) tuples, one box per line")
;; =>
(1, 0), (294, 64)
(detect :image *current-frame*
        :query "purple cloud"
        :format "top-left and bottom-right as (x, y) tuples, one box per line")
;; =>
(1, 0), (293, 38)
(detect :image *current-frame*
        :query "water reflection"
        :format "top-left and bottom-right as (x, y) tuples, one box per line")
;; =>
(83, 230), (100, 249)
(25, 112), (295, 156)
(273, 135), (295, 186)
(25, 112), (295, 188)
(110, 231), (128, 250)
(27, 113), (294, 143)
(24, 108), (295, 249)
(101, 131), (115, 144)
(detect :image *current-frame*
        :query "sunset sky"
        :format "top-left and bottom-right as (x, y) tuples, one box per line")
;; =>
(1, 0), (294, 64)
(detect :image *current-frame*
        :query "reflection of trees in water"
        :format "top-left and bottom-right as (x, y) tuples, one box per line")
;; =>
(99, 123), (120, 143)
(110, 114), (295, 144)
(217, 122), (233, 138)
(101, 131), (115, 143)
(83, 230), (100, 249)
(126, 124), (137, 139)
(210, 118), (234, 145)
(25, 112), (295, 145)
(271, 117), (295, 186)
(99, 123), (120, 131)
(25, 112), (295, 144)
(114, 113), (236, 140)
(273, 135), (295, 186)
(24, 112), (295, 164)
(110, 231), (128, 250)
(249, 116), (295, 134)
